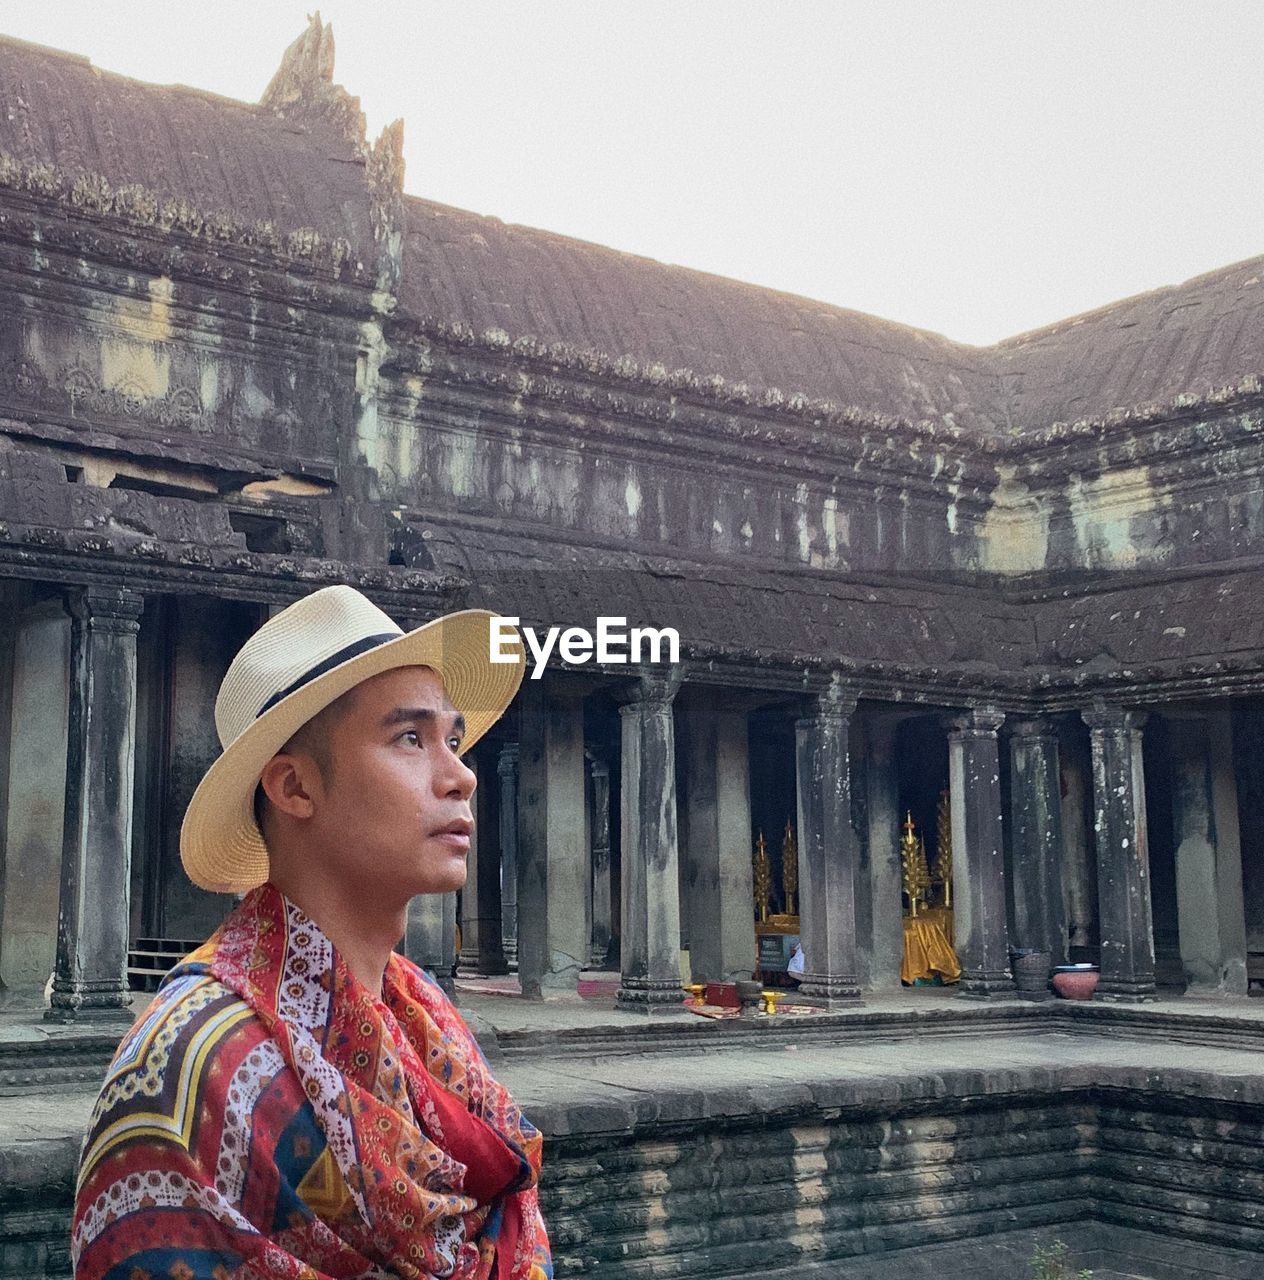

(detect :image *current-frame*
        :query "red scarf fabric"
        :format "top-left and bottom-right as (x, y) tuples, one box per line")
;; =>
(73, 884), (551, 1280)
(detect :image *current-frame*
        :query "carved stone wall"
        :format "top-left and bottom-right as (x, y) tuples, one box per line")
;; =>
(7, 1057), (1264, 1280)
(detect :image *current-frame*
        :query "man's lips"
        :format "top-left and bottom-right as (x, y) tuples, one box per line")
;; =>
(429, 818), (472, 853)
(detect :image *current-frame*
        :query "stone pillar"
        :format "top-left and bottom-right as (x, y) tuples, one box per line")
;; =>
(617, 670), (685, 1008)
(0, 595), (70, 1006)
(794, 682), (862, 1004)
(683, 690), (755, 984)
(1168, 708), (1248, 994)
(517, 681), (588, 998)
(473, 745), (507, 974)
(589, 757), (613, 968)
(1083, 702), (1156, 1001)
(582, 752), (594, 962)
(498, 744), (519, 969)
(404, 891), (458, 995)
(947, 706), (1014, 999)
(1008, 718), (1067, 965)
(47, 587), (144, 1022)
(859, 713), (905, 991)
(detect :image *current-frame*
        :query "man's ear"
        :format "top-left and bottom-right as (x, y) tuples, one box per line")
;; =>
(259, 752), (318, 821)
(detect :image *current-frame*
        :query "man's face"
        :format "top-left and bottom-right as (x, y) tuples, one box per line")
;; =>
(303, 665), (476, 900)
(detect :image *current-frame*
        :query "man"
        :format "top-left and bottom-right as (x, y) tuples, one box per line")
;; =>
(72, 586), (551, 1280)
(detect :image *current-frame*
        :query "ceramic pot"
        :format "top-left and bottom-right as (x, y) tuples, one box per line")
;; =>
(1051, 966), (1099, 1000)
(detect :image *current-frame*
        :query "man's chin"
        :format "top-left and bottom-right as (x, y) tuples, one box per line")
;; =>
(441, 865), (468, 893)
(424, 856), (468, 896)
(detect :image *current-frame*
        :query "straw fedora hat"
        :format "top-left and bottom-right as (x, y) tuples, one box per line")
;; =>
(180, 585), (524, 894)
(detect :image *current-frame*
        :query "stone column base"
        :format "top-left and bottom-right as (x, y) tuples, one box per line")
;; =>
(616, 977), (684, 1008)
(45, 981), (133, 1023)
(956, 969), (1017, 1000)
(1096, 978), (1157, 1002)
(798, 973), (863, 1004)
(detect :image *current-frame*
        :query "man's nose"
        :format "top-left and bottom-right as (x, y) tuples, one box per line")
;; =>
(443, 752), (477, 799)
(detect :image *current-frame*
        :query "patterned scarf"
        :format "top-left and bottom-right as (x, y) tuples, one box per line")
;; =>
(73, 884), (552, 1280)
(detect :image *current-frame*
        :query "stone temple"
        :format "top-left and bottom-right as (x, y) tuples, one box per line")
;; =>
(2, 17), (1264, 1280)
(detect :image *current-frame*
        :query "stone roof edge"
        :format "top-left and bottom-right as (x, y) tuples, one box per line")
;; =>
(1031, 654), (1264, 708)
(0, 149), (361, 279)
(686, 642), (1264, 707)
(397, 313), (978, 440)
(400, 339), (994, 507)
(0, 520), (457, 611)
(982, 375), (1264, 454)
(996, 553), (1264, 605)
(4, 23), (1262, 440)
(0, 30), (271, 117)
(991, 254), (1264, 351)
(0, 31), (90, 65)
(397, 314), (1264, 472)
(401, 194), (990, 357)
(4, 133), (1259, 475)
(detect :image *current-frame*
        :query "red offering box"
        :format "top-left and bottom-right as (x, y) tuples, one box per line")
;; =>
(705, 982), (740, 1008)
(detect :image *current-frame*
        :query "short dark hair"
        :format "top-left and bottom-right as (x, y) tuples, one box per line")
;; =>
(252, 684), (361, 832)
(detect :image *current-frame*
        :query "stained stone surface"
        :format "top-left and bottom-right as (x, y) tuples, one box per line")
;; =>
(1, 21), (1264, 701)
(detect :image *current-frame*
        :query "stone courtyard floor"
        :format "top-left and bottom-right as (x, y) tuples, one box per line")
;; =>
(4, 984), (1264, 1155)
(449, 984), (1264, 1138)
(450, 971), (1264, 1036)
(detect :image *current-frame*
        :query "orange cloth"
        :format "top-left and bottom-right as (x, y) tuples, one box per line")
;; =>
(901, 905), (962, 984)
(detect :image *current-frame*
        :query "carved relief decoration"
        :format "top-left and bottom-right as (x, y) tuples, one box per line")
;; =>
(0, 358), (206, 434)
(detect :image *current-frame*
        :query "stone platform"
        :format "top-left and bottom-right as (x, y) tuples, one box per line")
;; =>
(450, 977), (1264, 1058)
(3, 992), (1264, 1278)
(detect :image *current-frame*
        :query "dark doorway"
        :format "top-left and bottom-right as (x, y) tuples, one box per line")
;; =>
(748, 708), (797, 915)
(129, 595), (263, 989)
(1232, 702), (1264, 993)
(895, 716), (949, 869)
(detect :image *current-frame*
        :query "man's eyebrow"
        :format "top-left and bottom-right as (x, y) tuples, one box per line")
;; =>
(382, 706), (467, 737)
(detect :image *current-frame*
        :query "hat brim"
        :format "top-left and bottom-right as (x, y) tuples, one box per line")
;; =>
(180, 609), (524, 894)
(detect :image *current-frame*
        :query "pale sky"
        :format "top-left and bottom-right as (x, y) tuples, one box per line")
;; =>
(2, 1), (1261, 346)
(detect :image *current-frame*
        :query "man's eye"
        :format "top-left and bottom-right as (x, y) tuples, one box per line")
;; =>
(447, 736), (463, 752)
(402, 730), (420, 746)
